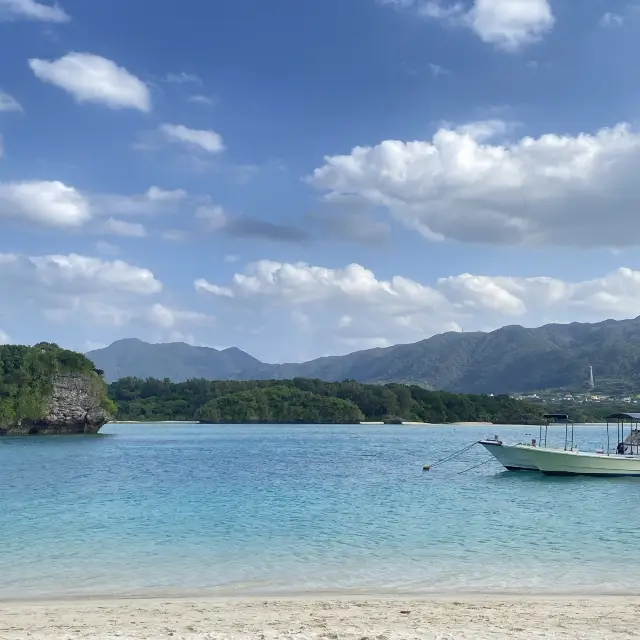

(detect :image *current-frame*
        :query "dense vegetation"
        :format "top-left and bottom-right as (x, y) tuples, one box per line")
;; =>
(0, 342), (114, 427)
(90, 316), (640, 394)
(108, 377), (545, 424)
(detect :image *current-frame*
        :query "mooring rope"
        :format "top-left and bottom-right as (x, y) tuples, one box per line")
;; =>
(427, 441), (478, 469)
(457, 457), (494, 475)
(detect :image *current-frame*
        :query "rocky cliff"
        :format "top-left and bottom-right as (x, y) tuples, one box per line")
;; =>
(2, 373), (112, 436)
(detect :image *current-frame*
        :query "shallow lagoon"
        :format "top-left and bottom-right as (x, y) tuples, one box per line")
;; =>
(1, 423), (636, 598)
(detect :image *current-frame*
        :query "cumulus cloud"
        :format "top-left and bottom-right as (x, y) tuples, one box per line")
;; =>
(0, 181), (188, 232)
(0, 0), (69, 22)
(0, 328), (10, 344)
(29, 53), (150, 112)
(309, 121), (640, 248)
(196, 260), (640, 355)
(0, 90), (22, 112)
(0, 180), (90, 227)
(0, 252), (162, 297)
(0, 252), (212, 349)
(380, 0), (554, 50)
(160, 123), (225, 153)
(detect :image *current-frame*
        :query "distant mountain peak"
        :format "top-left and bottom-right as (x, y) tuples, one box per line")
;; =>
(87, 316), (640, 393)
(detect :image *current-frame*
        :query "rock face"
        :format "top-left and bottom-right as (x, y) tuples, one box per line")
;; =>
(1, 373), (111, 436)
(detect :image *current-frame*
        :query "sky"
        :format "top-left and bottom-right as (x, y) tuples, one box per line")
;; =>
(1, 0), (640, 363)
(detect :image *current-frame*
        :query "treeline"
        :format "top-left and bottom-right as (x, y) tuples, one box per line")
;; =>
(0, 343), (108, 427)
(109, 377), (545, 424)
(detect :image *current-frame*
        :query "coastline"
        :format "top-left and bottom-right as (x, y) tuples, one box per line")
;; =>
(2, 595), (639, 639)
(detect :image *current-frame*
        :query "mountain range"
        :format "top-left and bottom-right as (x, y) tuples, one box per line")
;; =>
(86, 316), (640, 394)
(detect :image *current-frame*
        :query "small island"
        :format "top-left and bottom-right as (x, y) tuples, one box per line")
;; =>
(110, 377), (545, 425)
(0, 343), (115, 435)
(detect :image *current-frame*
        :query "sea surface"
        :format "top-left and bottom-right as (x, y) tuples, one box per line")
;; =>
(1, 423), (639, 599)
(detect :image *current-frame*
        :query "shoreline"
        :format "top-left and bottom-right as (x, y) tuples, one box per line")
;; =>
(4, 590), (640, 604)
(3, 595), (640, 639)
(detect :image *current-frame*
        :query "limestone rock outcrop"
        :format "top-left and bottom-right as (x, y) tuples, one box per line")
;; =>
(1, 373), (112, 436)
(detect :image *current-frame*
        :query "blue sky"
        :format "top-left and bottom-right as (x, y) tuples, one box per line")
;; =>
(1, 0), (640, 363)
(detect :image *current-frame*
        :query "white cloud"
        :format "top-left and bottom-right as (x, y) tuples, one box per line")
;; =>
(600, 12), (623, 27)
(0, 251), (213, 348)
(196, 204), (228, 230)
(196, 260), (640, 354)
(29, 53), (150, 112)
(195, 278), (234, 298)
(0, 181), (191, 234)
(188, 94), (217, 106)
(0, 90), (23, 112)
(0, 0), (69, 22)
(103, 217), (147, 238)
(146, 186), (187, 202)
(94, 186), (187, 217)
(0, 252), (162, 297)
(160, 123), (225, 153)
(309, 120), (640, 248)
(197, 261), (448, 311)
(380, 0), (554, 50)
(0, 328), (10, 344)
(147, 303), (212, 330)
(0, 180), (90, 227)
(468, 0), (554, 50)
(165, 72), (202, 85)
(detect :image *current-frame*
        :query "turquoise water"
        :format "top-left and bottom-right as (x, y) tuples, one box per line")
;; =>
(1, 423), (638, 599)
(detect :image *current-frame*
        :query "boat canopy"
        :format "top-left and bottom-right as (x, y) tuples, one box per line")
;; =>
(540, 414), (574, 450)
(605, 412), (640, 421)
(605, 413), (640, 453)
(542, 413), (571, 422)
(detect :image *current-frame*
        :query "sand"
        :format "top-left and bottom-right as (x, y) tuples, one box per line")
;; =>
(2, 596), (640, 639)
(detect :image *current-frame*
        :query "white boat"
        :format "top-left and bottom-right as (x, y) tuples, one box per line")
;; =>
(479, 413), (573, 472)
(478, 438), (540, 471)
(528, 446), (640, 477)
(483, 412), (640, 477)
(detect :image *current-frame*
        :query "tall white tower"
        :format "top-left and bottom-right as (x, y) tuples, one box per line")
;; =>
(589, 364), (595, 389)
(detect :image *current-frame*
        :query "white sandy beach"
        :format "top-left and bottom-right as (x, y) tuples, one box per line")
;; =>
(2, 596), (640, 639)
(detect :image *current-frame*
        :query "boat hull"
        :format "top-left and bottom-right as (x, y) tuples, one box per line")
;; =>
(479, 440), (539, 471)
(527, 448), (640, 477)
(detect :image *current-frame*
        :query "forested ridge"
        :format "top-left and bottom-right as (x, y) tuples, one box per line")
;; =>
(109, 377), (545, 424)
(0, 343), (114, 427)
